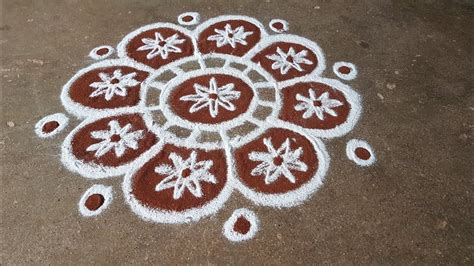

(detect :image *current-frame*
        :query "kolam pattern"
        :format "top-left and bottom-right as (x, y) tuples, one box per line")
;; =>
(36, 13), (376, 242)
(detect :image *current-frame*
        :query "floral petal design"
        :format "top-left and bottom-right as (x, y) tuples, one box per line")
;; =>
(61, 60), (149, 118)
(278, 78), (361, 138)
(123, 143), (232, 223)
(169, 73), (254, 124)
(233, 127), (329, 207)
(117, 24), (195, 69)
(247, 35), (326, 81)
(196, 15), (266, 56)
(62, 113), (158, 179)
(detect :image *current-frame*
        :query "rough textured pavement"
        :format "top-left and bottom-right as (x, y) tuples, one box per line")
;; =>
(1, 0), (473, 264)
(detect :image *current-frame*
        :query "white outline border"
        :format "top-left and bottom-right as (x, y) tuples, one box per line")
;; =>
(178, 12), (200, 26)
(78, 184), (113, 217)
(333, 61), (358, 80)
(269, 19), (289, 33)
(89, 45), (115, 60)
(34, 113), (69, 138)
(223, 208), (259, 242)
(346, 139), (376, 166)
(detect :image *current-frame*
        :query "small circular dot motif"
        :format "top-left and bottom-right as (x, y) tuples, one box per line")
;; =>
(85, 194), (105, 211)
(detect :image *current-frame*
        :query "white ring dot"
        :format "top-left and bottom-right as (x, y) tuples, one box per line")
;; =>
(346, 139), (376, 166)
(78, 184), (113, 217)
(223, 208), (259, 242)
(269, 19), (289, 33)
(178, 12), (200, 26)
(34, 113), (69, 138)
(89, 45), (114, 60)
(333, 61), (358, 80)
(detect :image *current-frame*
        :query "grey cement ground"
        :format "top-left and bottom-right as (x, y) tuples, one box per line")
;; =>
(1, 0), (473, 264)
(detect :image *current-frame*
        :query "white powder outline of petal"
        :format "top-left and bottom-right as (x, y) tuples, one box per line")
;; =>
(230, 124), (330, 208)
(243, 34), (326, 78)
(193, 14), (268, 45)
(223, 208), (259, 242)
(61, 108), (163, 179)
(89, 45), (115, 60)
(34, 113), (69, 138)
(177, 12), (200, 26)
(269, 19), (289, 33)
(333, 61), (358, 80)
(116, 22), (199, 67)
(78, 184), (113, 217)
(60, 58), (154, 119)
(273, 75), (362, 139)
(346, 139), (376, 166)
(122, 138), (235, 224)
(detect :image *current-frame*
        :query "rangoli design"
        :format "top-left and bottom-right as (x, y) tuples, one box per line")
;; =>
(35, 13), (376, 242)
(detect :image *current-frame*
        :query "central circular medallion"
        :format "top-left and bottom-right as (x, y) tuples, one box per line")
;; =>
(166, 72), (255, 124)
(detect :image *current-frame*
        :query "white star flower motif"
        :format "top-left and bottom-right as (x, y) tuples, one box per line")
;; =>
(265, 47), (313, 75)
(154, 151), (217, 199)
(207, 24), (253, 48)
(137, 32), (185, 60)
(86, 120), (143, 158)
(89, 69), (140, 101)
(180, 77), (241, 118)
(294, 89), (343, 120)
(249, 138), (308, 184)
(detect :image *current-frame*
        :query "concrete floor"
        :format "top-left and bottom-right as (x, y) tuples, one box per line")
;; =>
(1, 0), (473, 264)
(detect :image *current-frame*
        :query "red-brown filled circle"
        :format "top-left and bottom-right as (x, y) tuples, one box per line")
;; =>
(131, 145), (227, 212)
(42, 121), (60, 133)
(280, 82), (350, 130)
(198, 20), (262, 56)
(338, 66), (351, 74)
(69, 66), (149, 110)
(355, 147), (371, 160)
(126, 28), (194, 69)
(96, 48), (110, 56)
(85, 194), (105, 211)
(272, 22), (284, 31)
(182, 15), (194, 22)
(252, 42), (318, 81)
(169, 74), (254, 124)
(235, 128), (318, 193)
(233, 216), (251, 234)
(181, 168), (192, 178)
(70, 114), (157, 167)
(273, 156), (283, 166)
(110, 134), (121, 142)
